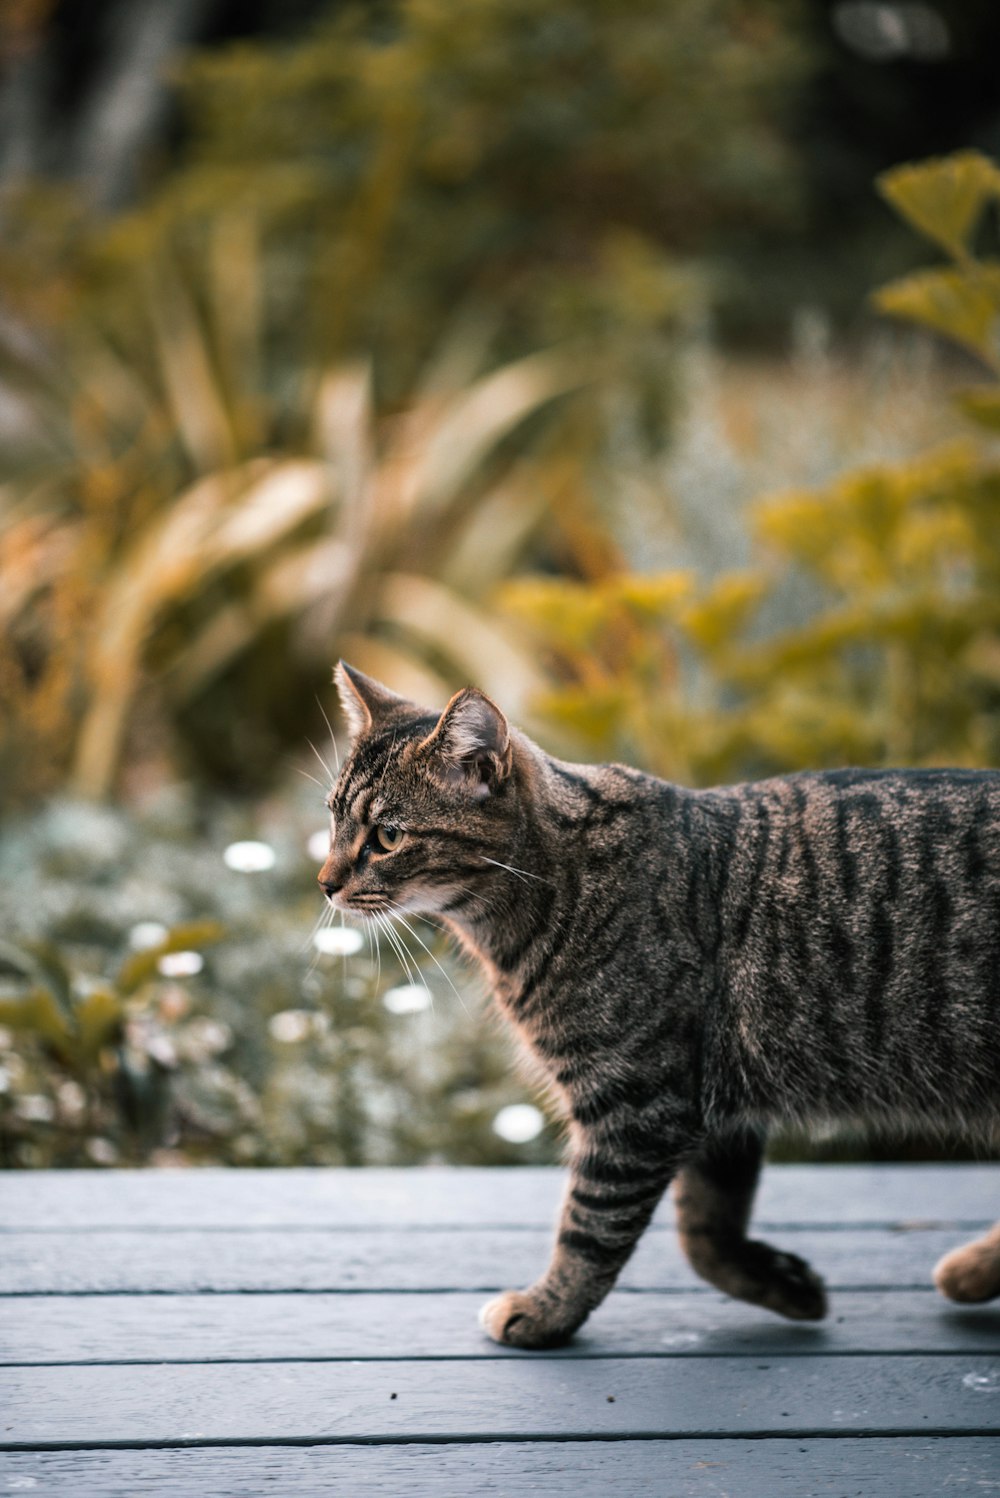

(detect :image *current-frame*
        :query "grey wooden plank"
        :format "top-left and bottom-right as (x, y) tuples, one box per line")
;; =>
(0, 1438), (998, 1498)
(0, 1225), (986, 1295)
(4, 1290), (998, 1366)
(3, 1355), (999, 1446)
(2, 1165), (996, 1231)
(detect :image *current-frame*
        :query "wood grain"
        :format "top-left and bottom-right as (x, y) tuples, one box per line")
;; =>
(4, 1290), (998, 1366)
(2, 1164), (996, 1230)
(3, 1354), (999, 1447)
(1, 1438), (998, 1498)
(0, 1224), (984, 1295)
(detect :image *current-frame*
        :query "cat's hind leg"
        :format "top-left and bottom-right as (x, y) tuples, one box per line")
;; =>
(934, 1223), (1000, 1303)
(674, 1129), (827, 1321)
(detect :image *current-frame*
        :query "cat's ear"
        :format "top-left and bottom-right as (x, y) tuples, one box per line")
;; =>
(334, 661), (408, 741)
(421, 688), (512, 798)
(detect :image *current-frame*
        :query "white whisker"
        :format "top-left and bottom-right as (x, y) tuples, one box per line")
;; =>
(306, 736), (336, 787)
(315, 695), (342, 776)
(480, 856), (553, 886)
(375, 912), (413, 987)
(389, 904), (471, 1018)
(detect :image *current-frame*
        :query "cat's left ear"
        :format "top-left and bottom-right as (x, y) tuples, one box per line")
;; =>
(421, 688), (512, 798)
(334, 661), (410, 742)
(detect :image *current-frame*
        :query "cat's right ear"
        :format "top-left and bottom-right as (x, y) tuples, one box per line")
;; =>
(420, 687), (512, 798)
(334, 661), (406, 742)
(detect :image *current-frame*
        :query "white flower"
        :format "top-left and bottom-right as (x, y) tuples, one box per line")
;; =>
(223, 840), (276, 872)
(307, 829), (331, 861)
(157, 951), (204, 978)
(492, 1103), (545, 1143)
(383, 984), (432, 1015)
(269, 1010), (314, 1043)
(16, 1095), (55, 1123)
(129, 921), (169, 950)
(86, 1138), (119, 1165)
(313, 926), (363, 956)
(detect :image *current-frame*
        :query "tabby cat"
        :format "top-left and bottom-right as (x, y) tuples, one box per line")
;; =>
(317, 662), (1000, 1349)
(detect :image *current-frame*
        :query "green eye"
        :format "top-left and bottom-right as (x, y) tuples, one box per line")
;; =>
(374, 824), (405, 852)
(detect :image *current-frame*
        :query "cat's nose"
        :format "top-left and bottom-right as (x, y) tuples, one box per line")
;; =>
(317, 857), (347, 898)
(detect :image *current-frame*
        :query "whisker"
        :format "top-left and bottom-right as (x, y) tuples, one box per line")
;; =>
(300, 899), (330, 956)
(297, 767), (327, 792)
(389, 905), (471, 1019)
(315, 694), (342, 776)
(380, 911), (421, 993)
(306, 736), (336, 787)
(480, 855), (553, 886)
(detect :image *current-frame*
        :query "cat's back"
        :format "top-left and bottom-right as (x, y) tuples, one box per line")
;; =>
(689, 765), (1000, 1121)
(692, 763), (1000, 945)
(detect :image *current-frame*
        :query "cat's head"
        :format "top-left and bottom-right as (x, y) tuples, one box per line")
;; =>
(316, 662), (517, 919)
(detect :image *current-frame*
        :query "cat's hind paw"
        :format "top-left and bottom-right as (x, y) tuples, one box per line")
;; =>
(478, 1290), (577, 1349)
(934, 1237), (1000, 1304)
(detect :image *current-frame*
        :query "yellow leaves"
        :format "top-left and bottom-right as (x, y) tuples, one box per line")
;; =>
(615, 572), (693, 619)
(873, 265), (1000, 368)
(754, 443), (986, 597)
(877, 151), (1000, 261)
(679, 572), (764, 653)
(954, 386), (1000, 433)
(501, 576), (612, 657)
(874, 153), (1000, 371)
(502, 571), (692, 659)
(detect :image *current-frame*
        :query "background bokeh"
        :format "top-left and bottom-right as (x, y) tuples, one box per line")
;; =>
(1, 0), (999, 1168)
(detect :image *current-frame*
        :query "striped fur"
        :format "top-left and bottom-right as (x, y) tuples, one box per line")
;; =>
(318, 664), (1000, 1348)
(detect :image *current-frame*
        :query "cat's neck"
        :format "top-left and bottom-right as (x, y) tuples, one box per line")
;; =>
(439, 743), (641, 982)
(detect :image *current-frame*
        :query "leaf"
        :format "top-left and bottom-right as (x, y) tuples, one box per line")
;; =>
(0, 939), (73, 1017)
(873, 265), (1000, 365)
(877, 151), (1000, 260)
(117, 920), (225, 997)
(679, 572), (764, 653)
(614, 572), (692, 620)
(953, 386), (1000, 433)
(0, 987), (72, 1051)
(401, 352), (582, 519)
(374, 570), (547, 716)
(74, 988), (125, 1064)
(143, 251), (238, 473)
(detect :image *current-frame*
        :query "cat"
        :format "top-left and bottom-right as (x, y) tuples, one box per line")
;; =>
(317, 661), (1000, 1349)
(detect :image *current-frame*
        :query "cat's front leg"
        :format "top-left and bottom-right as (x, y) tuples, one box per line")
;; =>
(480, 1143), (674, 1349)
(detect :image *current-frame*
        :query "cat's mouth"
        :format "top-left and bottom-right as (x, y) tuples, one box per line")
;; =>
(333, 891), (390, 914)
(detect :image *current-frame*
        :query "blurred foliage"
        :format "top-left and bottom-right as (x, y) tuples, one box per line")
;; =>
(0, 301), (574, 803)
(505, 150), (1000, 785)
(0, 0), (810, 808)
(163, 0), (804, 394)
(0, 793), (557, 1168)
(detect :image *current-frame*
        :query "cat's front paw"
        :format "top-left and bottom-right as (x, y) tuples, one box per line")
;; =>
(479, 1290), (577, 1349)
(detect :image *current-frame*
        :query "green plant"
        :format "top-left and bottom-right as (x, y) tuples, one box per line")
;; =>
(0, 921), (222, 1163)
(0, 795), (558, 1168)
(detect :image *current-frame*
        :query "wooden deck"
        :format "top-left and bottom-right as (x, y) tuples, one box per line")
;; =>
(1, 1165), (998, 1494)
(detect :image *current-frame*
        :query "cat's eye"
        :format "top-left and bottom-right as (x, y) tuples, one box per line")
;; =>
(373, 824), (405, 852)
